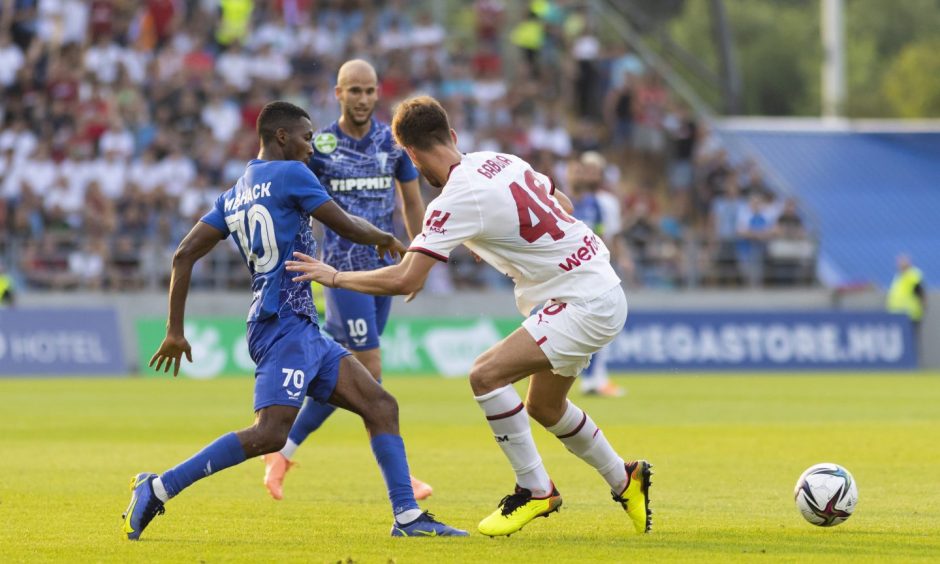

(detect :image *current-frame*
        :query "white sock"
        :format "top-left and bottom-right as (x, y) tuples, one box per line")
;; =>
(151, 476), (170, 503)
(546, 400), (627, 492)
(475, 385), (552, 497)
(395, 508), (424, 525)
(280, 439), (300, 460)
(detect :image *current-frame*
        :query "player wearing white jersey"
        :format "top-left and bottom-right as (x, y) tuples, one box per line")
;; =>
(285, 96), (652, 537)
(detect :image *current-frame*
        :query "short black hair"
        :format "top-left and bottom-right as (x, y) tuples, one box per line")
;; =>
(256, 101), (310, 143)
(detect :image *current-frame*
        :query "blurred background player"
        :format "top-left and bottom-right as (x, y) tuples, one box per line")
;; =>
(286, 96), (652, 538)
(887, 253), (926, 363)
(123, 101), (466, 540)
(569, 151), (625, 397)
(262, 60), (432, 501)
(0, 265), (14, 306)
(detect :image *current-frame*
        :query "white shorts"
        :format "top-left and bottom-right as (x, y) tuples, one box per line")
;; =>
(522, 285), (628, 377)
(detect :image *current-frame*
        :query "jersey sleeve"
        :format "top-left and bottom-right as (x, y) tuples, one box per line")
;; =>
(199, 194), (230, 238)
(284, 161), (332, 214)
(395, 149), (420, 183)
(408, 181), (481, 262)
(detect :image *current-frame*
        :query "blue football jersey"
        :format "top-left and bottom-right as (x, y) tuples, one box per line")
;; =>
(573, 193), (604, 232)
(309, 118), (419, 272)
(201, 159), (332, 323)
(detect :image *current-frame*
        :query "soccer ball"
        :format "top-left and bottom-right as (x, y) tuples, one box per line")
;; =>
(794, 463), (858, 526)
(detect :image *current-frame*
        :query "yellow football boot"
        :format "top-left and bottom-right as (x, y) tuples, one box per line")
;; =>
(612, 460), (653, 533)
(478, 485), (562, 537)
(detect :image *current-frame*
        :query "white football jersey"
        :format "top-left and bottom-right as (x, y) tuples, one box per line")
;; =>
(409, 152), (622, 315)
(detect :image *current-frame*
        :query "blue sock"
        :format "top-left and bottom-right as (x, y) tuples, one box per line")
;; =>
(159, 432), (246, 499)
(287, 399), (337, 446)
(370, 433), (419, 516)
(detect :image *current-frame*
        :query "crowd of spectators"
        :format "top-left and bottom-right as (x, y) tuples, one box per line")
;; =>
(0, 0), (816, 294)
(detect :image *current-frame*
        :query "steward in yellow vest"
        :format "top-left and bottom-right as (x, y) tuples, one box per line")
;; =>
(886, 254), (925, 359)
(887, 255), (925, 321)
(0, 272), (13, 306)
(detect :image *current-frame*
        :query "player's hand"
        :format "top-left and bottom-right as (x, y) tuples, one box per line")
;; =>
(149, 334), (193, 377)
(377, 234), (407, 262)
(286, 252), (338, 286)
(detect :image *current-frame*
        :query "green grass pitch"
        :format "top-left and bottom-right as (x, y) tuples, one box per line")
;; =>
(1, 373), (938, 563)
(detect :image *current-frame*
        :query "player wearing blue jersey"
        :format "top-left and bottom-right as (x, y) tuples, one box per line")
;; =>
(121, 101), (466, 540)
(262, 60), (433, 501)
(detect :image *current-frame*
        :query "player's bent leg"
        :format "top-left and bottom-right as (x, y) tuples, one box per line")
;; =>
(468, 327), (554, 396)
(352, 346), (433, 499)
(237, 405), (300, 457)
(528, 371), (652, 534)
(124, 407), (296, 540)
(470, 329), (561, 536)
(352, 346), (383, 382)
(328, 355), (466, 537)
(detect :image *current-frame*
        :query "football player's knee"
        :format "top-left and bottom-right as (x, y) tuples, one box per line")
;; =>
(371, 389), (399, 426)
(255, 420), (292, 453)
(526, 401), (564, 427)
(468, 358), (498, 393)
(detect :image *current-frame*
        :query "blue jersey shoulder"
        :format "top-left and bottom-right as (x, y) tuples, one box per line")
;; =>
(201, 159), (331, 323)
(308, 119), (418, 271)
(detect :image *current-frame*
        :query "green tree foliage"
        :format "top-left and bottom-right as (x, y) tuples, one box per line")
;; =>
(883, 39), (940, 118)
(668, 0), (820, 116)
(663, 0), (940, 117)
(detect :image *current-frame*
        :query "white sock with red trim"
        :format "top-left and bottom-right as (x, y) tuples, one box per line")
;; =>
(475, 385), (553, 497)
(546, 400), (627, 492)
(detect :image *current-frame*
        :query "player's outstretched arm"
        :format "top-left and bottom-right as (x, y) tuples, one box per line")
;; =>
(286, 250), (436, 297)
(312, 200), (407, 260)
(150, 222), (225, 377)
(553, 188), (576, 216)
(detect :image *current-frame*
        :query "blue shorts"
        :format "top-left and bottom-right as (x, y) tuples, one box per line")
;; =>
(247, 313), (350, 412)
(324, 287), (392, 351)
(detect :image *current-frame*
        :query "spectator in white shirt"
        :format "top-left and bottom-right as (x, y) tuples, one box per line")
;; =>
(44, 175), (84, 224)
(21, 145), (58, 198)
(92, 150), (128, 199)
(0, 120), (38, 163)
(530, 113), (572, 158)
(250, 43), (291, 83)
(99, 118), (135, 158)
(0, 32), (25, 87)
(84, 34), (125, 84)
(200, 92), (241, 144)
(411, 12), (445, 48)
(216, 43), (252, 92)
(127, 149), (165, 195)
(157, 147), (196, 198)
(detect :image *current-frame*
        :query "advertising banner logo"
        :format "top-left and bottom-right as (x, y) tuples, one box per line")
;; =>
(0, 308), (126, 375)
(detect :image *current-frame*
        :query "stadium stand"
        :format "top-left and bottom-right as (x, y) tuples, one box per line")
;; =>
(0, 0), (815, 293)
(719, 126), (940, 287)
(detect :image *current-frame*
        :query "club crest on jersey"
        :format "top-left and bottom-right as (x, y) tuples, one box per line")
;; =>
(425, 210), (451, 234)
(314, 133), (337, 154)
(375, 151), (388, 172)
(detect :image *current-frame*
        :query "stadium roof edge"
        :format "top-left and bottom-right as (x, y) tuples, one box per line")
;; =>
(715, 117), (940, 133)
